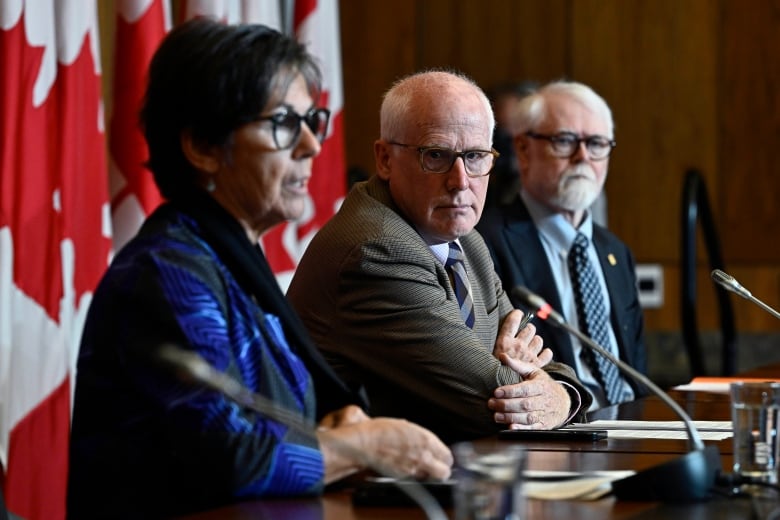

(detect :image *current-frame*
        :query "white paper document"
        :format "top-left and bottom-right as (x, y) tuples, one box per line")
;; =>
(565, 420), (733, 441)
(524, 470), (636, 500)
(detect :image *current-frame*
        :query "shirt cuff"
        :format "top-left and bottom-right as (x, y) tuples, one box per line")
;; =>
(557, 381), (583, 425)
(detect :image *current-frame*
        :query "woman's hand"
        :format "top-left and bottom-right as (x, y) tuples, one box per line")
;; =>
(317, 404), (369, 430)
(316, 409), (453, 484)
(355, 417), (453, 480)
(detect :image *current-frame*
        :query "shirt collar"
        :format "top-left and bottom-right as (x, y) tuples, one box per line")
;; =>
(520, 189), (594, 252)
(430, 239), (462, 265)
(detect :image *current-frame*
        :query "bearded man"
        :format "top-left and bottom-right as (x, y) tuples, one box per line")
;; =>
(476, 80), (647, 410)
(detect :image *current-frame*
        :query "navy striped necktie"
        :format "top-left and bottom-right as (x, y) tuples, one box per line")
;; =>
(445, 242), (475, 328)
(568, 232), (624, 405)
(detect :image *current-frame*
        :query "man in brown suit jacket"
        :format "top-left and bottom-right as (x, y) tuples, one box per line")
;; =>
(288, 70), (591, 443)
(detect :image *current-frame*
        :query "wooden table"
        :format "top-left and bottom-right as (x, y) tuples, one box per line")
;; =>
(178, 386), (779, 519)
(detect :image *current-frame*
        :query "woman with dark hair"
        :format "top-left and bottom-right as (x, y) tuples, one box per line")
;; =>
(67, 18), (451, 518)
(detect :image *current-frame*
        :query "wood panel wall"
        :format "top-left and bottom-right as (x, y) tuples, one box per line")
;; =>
(339, 0), (780, 334)
(97, 1), (780, 334)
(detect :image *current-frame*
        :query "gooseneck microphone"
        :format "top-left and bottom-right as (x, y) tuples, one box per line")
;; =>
(512, 286), (722, 502)
(711, 269), (780, 320)
(155, 344), (448, 520)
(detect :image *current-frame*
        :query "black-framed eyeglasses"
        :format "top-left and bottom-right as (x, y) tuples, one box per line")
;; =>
(525, 131), (616, 160)
(254, 107), (331, 150)
(388, 142), (499, 177)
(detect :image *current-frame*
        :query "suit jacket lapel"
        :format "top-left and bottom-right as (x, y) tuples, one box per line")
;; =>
(501, 198), (578, 369)
(592, 227), (634, 367)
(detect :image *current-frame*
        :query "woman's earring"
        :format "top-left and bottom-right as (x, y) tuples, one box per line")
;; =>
(206, 177), (216, 192)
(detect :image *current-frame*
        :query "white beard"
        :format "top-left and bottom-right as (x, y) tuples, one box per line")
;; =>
(550, 164), (602, 212)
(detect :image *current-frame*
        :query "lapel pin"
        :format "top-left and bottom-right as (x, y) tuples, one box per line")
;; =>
(608, 253), (617, 266)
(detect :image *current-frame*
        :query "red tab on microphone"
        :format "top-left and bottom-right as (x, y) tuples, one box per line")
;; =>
(537, 303), (553, 320)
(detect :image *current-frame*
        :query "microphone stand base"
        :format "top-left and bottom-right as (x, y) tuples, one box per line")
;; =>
(611, 445), (721, 502)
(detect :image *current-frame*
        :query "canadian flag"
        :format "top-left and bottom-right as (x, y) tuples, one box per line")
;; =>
(109, 0), (169, 251)
(262, 0), (346, 291)
(180, 0), (282, 28)
(0, 0), (112, 518)
(180, 0), (346, 291)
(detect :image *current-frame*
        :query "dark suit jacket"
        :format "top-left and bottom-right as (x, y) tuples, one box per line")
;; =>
(476, 193), (648, 398)
(288, 176), (591, 443)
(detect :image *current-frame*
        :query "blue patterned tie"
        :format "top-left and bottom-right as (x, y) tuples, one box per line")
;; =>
(568, 232), (623, 405)
(446, 242), (475, 328)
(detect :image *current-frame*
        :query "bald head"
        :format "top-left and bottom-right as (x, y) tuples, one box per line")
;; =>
(380, 70), (495, 143)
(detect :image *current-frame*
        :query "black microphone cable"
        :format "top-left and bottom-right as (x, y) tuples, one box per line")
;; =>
(713, 471), (780, 520)
(714, 471), (780, 495)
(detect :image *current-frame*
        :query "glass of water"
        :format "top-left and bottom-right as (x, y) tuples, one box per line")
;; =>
(453, 442), (525, 520)
(730, 382), (780, 493)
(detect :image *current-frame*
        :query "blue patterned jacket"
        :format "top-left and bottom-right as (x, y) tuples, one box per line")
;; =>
(68, 201), (351, 517)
